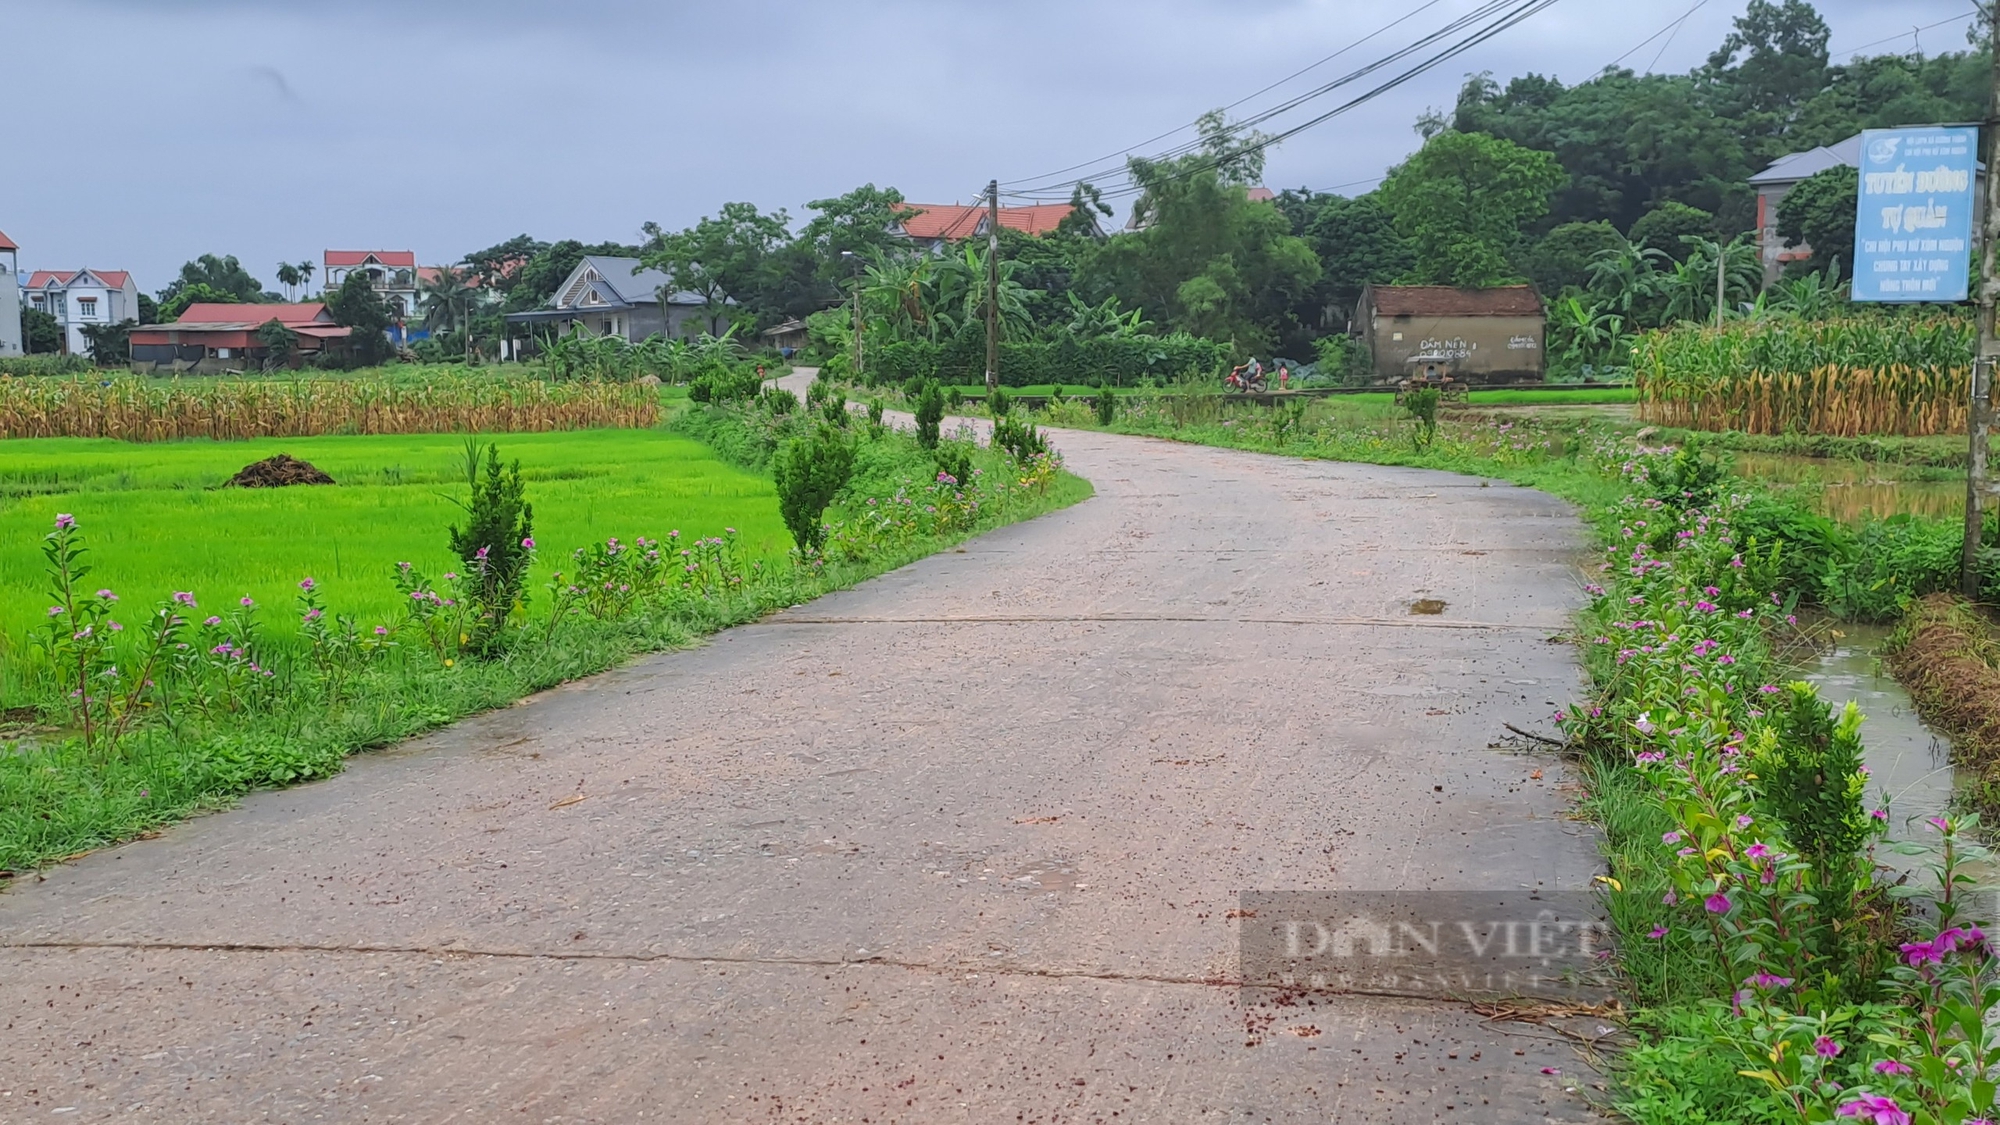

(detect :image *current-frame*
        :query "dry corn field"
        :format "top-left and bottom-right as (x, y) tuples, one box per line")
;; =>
(1635, 315), (1972, 437)
(0, 376), (659, 441)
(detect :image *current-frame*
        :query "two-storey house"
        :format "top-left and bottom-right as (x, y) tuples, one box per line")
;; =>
(0, 231), (20, 357)
(25, 268), (142, 356)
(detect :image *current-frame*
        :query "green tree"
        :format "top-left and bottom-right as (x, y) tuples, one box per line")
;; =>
(1629, 202), (1716, 261)
(1082, 112), (1320, 351)
(78, 319), (135, 366)
(447, 441), (535, 655)
(1776, 165), (1857, 279)
(1300, 193), (1414, 331)
(326, 270), (394, 366)
(418, 264), (475, 338)
(157, 283), (245, 322)
(275, 262), (302, 301)
(638, 202), (793, 335)
(1378, 131), (1563, 288)
(1700, 0), (1831, 166)
(21, 307), (62, 353)
(798, 184), (909, 288)
(256, 318), (299, 369)
(1519, 221), (1626, 297)
(157, 254), (265, 306)
(135, 293), (159, 326)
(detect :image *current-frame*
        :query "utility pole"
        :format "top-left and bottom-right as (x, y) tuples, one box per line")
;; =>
(984, 179), (1000, 396)
(1964, 12), (2000, 598)
(1715, 241), (1727, 330)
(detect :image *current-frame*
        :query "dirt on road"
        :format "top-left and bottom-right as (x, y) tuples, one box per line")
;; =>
(0, 411), (1602, 1122)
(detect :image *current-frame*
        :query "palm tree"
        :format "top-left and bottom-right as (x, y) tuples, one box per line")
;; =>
(297, 260), (317, 299)
(275, 263), (301, 301)
(419, 264), (473, 338)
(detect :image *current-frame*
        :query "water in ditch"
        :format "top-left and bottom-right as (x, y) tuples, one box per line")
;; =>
(1798, 624), (1999, 903)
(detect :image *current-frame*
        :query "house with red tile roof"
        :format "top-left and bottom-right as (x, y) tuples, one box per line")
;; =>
(323, 250), (420, 320)
(25, 267), (142, 357)
(131, 302), (352, 372)
(889, 202), (1100, 253)
(0, 230), (19, 357)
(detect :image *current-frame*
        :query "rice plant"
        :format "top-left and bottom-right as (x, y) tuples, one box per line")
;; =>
(1635, 314), (1973, 437)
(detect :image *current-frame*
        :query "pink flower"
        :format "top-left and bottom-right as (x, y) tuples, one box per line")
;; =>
(1872, 1060), (1912, 1076)
(1736, 814), (1753, 828)
(172, 591), (197, 607)
(1539, 1067), (1560, 1075)
(1870, 809), (1888, 821)
(521, 537), (536, 550)
(1742, 971), (1792, 990)
(1814, 1036), (1842, 1058)
(1647, 926), (1668, 939)
(1837, 1095), (1910, 1125)
(1704, 893), (1732, 914)
(1745, 844), (1771, 860)
(240, 595), (255, 607)
(54, 512), (76, 530)
(299, 577), (316, 591)
(203, 615), (222, 627)
(1662, 831), (1683, 845)
(374, 625), (389, 636)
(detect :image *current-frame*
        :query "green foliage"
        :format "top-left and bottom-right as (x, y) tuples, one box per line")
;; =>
(1629, 202), (1717, 261)
(1379, 131), (1564, 287)
(1094, 384), (1116, 426)
(446, 441), (535, 654)
(1751, 684), (1872, 902)
(639, 202), (794, 334)
(1402, 386), (1440, 450)
(931, 440), (973, 489)
(1083, 112), (1320, 352)
(1292, 192), (1414, 333)
(79, 319), (136, 366)
(760, 386), (799, 415)
(992, 415), (1047, 463)
(1776, 165), (1857, 279)
(326, 271), (395, 366)
(772, 424), (855, 553)
(255, 319), (298, 368)
(21, 307), (63, 354)
(1820, 514), (1960, 622)
(156, 283), (248, 323)
(989, 387), (1011, 418)
(912, 382), (945, 449)
(157, 253), (265, 306)
(1646, 438), (1729, 511)
(1522, 220), (1627, 296)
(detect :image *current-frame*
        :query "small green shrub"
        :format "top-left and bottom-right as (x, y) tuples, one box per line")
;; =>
(914, 382), (945, 450)
(1751, 684), (1874, 927)
(820, 389), (849, 428)
(1403, 387), (1440, 450)
(1095, 384), (1115, 426)
(932, 441), (973, 489)
(760, 386), (798, 416)
(993, 415), (1048, 463)
(1646, 439), (1729, 512)
(446, 440), (535, 655)
(772, 425), (855, 554)
(990, 388), (1012, 418)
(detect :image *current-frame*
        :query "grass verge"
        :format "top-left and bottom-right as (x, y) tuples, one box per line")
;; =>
(0, 406), (1088, 874)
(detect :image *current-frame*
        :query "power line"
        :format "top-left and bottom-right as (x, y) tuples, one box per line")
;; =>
(1609, 0), (1709, 69)
(1826, 10), (1977, 59)
(1002, 0), (1532, 194)
(1644, 0), (1706, 73)
(997, 0), (1452, 191)
(1003, 0), (1562, 203)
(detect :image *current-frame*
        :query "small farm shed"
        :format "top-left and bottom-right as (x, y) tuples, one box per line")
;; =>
(130, 303), (352, 373)
(1354, 285), (1546, 385)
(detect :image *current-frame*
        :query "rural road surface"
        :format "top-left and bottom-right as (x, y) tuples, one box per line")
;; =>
(1, 382), (1602, 1122)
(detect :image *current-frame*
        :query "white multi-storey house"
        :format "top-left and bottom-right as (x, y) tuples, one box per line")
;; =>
(25, 268), (142, 356)
(0, 230), (20, 357)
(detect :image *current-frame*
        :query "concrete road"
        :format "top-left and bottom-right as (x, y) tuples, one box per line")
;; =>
(0, 410), (1602, 1122)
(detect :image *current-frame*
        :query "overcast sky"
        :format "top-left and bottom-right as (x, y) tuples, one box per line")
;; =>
(0, 0), (1975, 293)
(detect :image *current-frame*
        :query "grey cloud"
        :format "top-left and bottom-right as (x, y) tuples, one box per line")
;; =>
(0, 0), (1976, 290)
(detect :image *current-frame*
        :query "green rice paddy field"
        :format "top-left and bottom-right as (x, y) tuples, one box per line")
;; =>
(0, 429), (789, 655)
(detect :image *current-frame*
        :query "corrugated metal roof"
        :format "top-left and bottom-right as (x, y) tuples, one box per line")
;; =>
(174, 302), (333, 326)
(563, 257), (706, 307)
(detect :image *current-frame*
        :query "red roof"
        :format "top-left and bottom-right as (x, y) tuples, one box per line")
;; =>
(27, 269), (132, 290)
(892, 202), (1079, 241)
(176, 302), (332, 326)
(1246, 187), (1277, 202)
(0, 230), (15, 252)
(325, 250), (416, 268)
(1366, 285), (1545, 318)
(416, 265), (481, 289)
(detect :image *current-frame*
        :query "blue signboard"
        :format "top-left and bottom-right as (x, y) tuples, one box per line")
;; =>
(1852, 125), (1978, 303)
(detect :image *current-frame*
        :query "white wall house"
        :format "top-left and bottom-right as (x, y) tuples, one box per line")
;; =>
(25, 268), (142, 357)
(323, 250), (417, 318)
(0, 230), (20, 357)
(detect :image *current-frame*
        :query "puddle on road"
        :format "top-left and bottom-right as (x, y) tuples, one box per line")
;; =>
(1007, 860), (1082, 891)
(1410, 599), (1448, 616)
